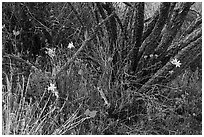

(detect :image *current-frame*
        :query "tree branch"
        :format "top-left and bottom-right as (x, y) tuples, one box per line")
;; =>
(129, 3), (144, 72)
(156, 2), (194, 55)
(142, 9), (159, 41)
(138, 35), (201, 94)
(137, 2), (171, 71)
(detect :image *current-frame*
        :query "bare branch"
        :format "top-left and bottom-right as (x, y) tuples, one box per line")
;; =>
(129, 3), (145, 72)
(156, 2), (194, 55)
(137, 2), (171, 71)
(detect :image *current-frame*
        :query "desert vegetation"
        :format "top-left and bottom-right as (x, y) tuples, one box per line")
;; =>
(2, 2), (202, 135)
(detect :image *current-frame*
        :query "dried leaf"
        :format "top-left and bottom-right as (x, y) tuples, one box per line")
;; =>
(84, 109), (97, 118)
(84, 109), (90, 116)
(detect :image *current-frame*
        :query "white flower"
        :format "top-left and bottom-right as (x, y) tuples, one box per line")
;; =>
(171, 58), (181, 68)
(48, 83), (57, 92)
(45, 48), (55, 58)
(48, 83), (58, 98)
(68, 42), (74, 49)
(13, 30), (20, 36)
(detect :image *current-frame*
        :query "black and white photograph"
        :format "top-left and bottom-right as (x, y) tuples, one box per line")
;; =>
(2, 2), (202, 135)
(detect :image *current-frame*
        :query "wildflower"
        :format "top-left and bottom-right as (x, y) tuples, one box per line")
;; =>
(13, 30), (20, 36)
(150, 54), (154, 58)
(68, 42), (74, 49)
(171, 58), (181, 68)
(48, 83), (58, 98)
(48, 83), (56, 91)
(45, 48), (55, 58)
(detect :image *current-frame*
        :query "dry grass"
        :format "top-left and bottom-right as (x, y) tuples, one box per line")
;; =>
(2, 2), (202, 135)
(2, 53), (202, 135)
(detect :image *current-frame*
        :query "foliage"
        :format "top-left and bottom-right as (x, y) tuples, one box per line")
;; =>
(2, 2), (202, 135)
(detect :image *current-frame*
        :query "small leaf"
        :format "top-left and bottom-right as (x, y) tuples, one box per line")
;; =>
(84, 30), (88, 39)
(84, 109), (91, 116)
(89, 110), (97, 118)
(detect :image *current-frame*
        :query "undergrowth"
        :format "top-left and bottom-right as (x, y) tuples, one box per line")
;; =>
(2, 2), (202, 135)
(2, 52), (202, 135)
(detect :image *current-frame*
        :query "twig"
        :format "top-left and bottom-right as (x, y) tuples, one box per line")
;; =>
(97, 87), (110, 107)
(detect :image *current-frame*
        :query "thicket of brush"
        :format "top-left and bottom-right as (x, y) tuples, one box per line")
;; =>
(2, 2), (202, 135)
